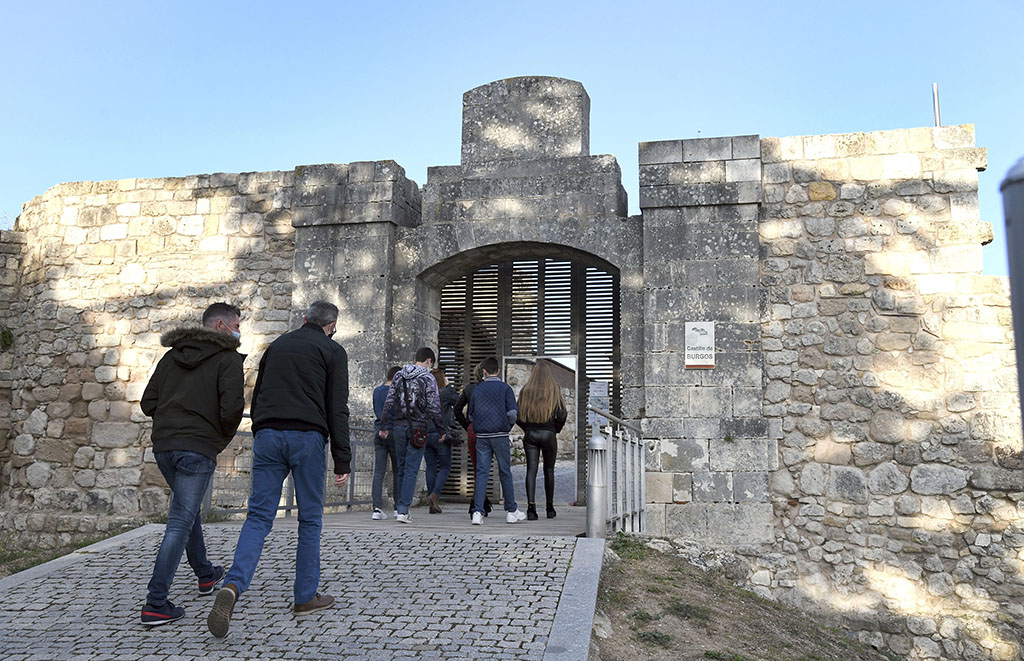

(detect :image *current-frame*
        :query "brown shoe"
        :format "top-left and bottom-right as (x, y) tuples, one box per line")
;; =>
(428, 493), (442, 514)
(294, 592), (335, 616)
(207, 583), (238, 638)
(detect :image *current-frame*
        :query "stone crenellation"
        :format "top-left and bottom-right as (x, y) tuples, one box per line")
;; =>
(0, 77), (1020, 660)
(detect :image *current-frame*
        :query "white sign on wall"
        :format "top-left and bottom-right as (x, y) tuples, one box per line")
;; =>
(588, 381), (609, 425)
(685, 321), (715, 369)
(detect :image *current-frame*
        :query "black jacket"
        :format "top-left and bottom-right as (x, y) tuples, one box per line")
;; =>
(251, 323), (351, 475)
(453, 382), (478, 430)
(141, 327), (245, 460)
(516, 401), (568, 435)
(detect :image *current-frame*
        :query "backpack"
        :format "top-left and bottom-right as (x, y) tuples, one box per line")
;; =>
(396, 372), (427, 420)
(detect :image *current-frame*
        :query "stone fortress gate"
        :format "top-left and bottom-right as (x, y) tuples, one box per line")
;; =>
(0, 77), (1021, 659)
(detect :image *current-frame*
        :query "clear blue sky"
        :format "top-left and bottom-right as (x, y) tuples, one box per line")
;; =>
(2, 0), (1020, 275)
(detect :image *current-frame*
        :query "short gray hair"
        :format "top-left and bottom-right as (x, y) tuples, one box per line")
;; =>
(306, 300), (339, 327)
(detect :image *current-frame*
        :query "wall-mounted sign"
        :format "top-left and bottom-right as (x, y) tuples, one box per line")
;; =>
(588, 381), (609, 426)
(685, 321), (715, 369)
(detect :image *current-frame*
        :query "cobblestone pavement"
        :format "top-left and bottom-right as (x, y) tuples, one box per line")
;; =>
(0, 520), (587, 660)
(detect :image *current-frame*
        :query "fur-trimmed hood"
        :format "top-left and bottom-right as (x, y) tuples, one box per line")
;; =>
(160, 326), (242, 369)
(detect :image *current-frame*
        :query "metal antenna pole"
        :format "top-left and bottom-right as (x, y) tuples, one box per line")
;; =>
(932, 83), (941, 127)
(1001, 158), (1024, 435)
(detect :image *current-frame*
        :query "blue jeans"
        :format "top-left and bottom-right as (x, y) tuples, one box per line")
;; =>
(473, 435), (517, 514)
(395, 425), (425, 515)
(146, 449), (217, 606)
(372, 432), (400, 511)
(424, 431), (451, 496)
(223, 429), (326, 604)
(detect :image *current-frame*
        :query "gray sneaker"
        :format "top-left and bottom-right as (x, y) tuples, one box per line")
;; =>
(207, 583), (238, 638)
(294, 592), (335, 616)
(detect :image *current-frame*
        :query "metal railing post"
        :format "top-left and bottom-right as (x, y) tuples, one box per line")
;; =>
(1001, 157), (1024, 435)
(586, 422), (607, 539)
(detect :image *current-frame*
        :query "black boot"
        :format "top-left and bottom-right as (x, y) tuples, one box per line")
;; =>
(546, 503), (557, 519)
(527, 503), (538, 521)
(483, 497), (492, 516)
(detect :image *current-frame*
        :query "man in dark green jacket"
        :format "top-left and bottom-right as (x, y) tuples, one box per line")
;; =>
(139, 302), (245, 626)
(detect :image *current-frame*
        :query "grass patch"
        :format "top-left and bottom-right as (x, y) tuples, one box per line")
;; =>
(667, 598), (711, 621)
(609, 532), (648, 561)
(0, 542), (29, 564)
(636, 630), (673, 648)
(631, 609), (661, 623)
(704, 652), (751, 661)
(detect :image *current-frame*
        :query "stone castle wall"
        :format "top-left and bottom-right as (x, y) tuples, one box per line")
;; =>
(752, 126), (1022, 660)
(1, 76), (1020, 659)
(0, 172), (298, 547)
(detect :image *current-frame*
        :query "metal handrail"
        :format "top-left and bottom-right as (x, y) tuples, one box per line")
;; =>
(585, 405), (642, 434)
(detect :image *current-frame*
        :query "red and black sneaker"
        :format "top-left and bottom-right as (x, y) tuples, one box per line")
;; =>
(198, 566), (225, 596)
(141, 601), (185, 627)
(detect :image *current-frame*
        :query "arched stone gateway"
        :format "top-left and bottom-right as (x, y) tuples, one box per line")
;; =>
(2, 75), (1020, 659)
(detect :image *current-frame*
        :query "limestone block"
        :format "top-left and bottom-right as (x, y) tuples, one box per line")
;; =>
(968, 467), (1023, 491)
(706, 503), (773, 544)
(638, 141), (682, 165)
(26, 461), (52, 488)
(693, 472), (732, 502)
(732, 135), (760, 159)
(867, 498), (895, 516)
(725, 159), (761, 183)
(672, 473), (692, 502)
(709, 438), (777, 471)
(734, 472), (770, 502)
(852, 442), (893, 466)
(12, 434), (35, 455)
(23, 408), (48, 435)
(660, 439), (709, 472)
(869, 411), (906, 444)
(909, 464), (967, 495)
(646, 471), (672, 503)
(867, 462), (910, 495)
(92, 422), (140, 448)
(814, 440), (851, 465)
(645, 504), (667, 537)
(682, 137), (731, 162)
(112, 487), (139, 514)
(689, 386), (729, 417)
(827, 465), (868, 503)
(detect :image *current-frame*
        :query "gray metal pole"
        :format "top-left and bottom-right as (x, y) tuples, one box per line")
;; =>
(932, 83), (941, 127)
(586, 423), (607, 539)
(1001, 157), (1024, 436)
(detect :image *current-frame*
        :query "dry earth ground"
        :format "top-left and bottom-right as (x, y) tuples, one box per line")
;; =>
(591, 534), (901, 661)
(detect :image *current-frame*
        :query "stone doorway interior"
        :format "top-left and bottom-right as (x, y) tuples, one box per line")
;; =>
(435, 255), (619, 503)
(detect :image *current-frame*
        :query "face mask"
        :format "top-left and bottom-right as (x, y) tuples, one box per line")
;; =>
(231, 331), (241, 339)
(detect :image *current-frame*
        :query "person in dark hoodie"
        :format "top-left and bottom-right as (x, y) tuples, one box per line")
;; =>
(379, 347), (446, 523)
(139, 302), (245, 627)
(207, 300), (351, 638)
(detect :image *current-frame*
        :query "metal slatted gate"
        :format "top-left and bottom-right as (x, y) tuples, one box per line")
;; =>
(437, 258), (620, 503)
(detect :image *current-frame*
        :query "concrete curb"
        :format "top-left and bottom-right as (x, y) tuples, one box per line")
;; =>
(543, 536), (605, 661)
(0, 523), (163, 593)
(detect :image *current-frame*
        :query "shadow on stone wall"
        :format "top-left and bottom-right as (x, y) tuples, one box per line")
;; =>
(757, 128), (1023, 659)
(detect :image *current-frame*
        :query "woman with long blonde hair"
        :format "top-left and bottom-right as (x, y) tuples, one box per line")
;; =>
(515, 362), (567, 520)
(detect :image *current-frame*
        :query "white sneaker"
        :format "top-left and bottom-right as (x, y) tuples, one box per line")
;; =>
(506, 509), (527, 524)
(471, 511), (483, 525)
(371, 509), (387, 520)
(393, 510), (399, 518)
(396, 513), (411, 523)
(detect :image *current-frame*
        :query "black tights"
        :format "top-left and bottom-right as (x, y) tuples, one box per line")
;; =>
(524, 430), (557, 506)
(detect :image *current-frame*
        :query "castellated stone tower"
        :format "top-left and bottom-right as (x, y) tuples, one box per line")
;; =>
(0, 76), (1019, 659)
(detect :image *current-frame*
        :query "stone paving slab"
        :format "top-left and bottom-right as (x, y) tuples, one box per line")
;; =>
(0, 511), (600, 660)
